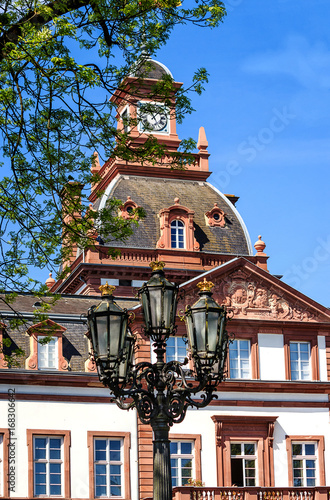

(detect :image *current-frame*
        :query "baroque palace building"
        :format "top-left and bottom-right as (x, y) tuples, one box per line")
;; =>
(0, 58), (330, 500)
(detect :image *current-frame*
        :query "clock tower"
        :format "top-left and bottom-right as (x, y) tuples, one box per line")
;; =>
(111, 57), (182, 152)
(52, 57), (254, 296)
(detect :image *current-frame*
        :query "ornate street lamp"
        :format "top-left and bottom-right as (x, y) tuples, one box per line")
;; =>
(87, 262), (229, 500)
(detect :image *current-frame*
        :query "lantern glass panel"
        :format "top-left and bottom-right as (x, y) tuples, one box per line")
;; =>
(207, 311), (220, 354)
(109, 315), (126, 359)
(193, 310), (206, 354)
(96, 316), (109, 359)
(118, 335), (133, 379)
(149, 288), (162, 328)
(141, 291), (150, 326)
(164, 288), (175, 328)
(185, 315), (194, 352)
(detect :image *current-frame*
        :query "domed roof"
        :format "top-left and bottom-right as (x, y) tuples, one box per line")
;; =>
(129, 57), (173, 80)
(98, 175), (252, 256)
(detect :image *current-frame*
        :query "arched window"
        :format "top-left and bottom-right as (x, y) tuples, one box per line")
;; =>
(171, 220), (185, 248)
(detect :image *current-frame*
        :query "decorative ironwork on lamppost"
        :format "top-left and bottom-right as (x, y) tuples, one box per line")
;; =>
(87, 262), (229, 500)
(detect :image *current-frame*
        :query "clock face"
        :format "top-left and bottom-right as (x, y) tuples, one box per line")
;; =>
(139, 103), (169, 133)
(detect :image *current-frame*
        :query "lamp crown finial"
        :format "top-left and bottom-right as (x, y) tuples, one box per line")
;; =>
(149, 261), (165, 272)
(99, 283), (116, 296)
(197, 277), (214, 292)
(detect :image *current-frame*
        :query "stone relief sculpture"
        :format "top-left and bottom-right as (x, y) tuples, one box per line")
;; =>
(216, 274), (319, 322)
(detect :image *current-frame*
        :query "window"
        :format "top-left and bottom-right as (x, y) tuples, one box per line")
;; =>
(120, 196), (140, 220)
(284, 333), (319, 381)
(94, 439), (122, 497)
(171, 220), (185, 249)
(170, 441), (194, 487)
(286, 436), (325, 487)
(230, 442), (257, 486)
(166, 337), (187, 363)
(34, 437), (63, 496)
(27, 430), (71, 499)
(290, 342), (310, 380)
(229, 339), (251, 379)
(212, 416), (277, 487)
(157, 199), (199, 251)
(121, 108), (129, 134)
(169, 435), (201, 488)
(87, 432), (131, 500)
(292, 442), (317, 486)
(205, 203), (226, 227)
(38, 337), (58, 370)
(25, 319), (68, 371)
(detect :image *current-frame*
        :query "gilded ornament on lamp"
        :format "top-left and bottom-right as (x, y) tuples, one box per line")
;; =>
(99, 283), (116, 296)
(149, 261), (165, 272)
(197, 278), (214, 293)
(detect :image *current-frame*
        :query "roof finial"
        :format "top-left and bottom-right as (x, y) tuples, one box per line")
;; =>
(45, 272), (56, 290)
(254, 235), (266, 254)
(197, 127), (208, 151)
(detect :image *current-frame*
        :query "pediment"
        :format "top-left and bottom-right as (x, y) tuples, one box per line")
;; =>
(26, 318), (67, 336)
(179, 258), (330, 324)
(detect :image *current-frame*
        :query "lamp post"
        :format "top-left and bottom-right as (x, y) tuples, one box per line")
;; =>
(87, 261), (229, 500)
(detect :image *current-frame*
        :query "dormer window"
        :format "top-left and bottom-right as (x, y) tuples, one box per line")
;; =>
(171, 220), (185, 249)
(120, 196), (140, 220)
(205, 203), (226, 227)
(25, 319), (68, 371)
(157, 198), (199, 252)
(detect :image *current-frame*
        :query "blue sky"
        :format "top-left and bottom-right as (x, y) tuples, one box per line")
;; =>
(155, 1), (330, 307)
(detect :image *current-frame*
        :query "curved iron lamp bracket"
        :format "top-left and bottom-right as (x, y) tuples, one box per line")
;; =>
(100, 357), (220, 426)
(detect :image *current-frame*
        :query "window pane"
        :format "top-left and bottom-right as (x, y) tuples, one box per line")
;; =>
(109, 450), (120, 461)
(305, 444), (315, 455)
(109, 440), (121, 450)
(170, 442), (178, 454)
(110, 475), (121, 486)
(181, 442), (192, 455)
(231, 443), (241, 456)
(50, 484), (61, 495)
(35, 484), (47, 495)
(110, 486), (121, 496)
(292, 444), (302, 455)
(244, 444), (255, 455)
(95, 485), (107, 496)
(96, 464), (107, 475)
(110, 464), (121, 475)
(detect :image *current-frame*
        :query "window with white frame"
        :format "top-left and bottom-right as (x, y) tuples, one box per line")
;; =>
(170, 220), (185, 249)
(94, 438), (123, 497)
(292, 442), (317, 486)
(166, 337), (187, 363)
(33, 436), (63, 496)
(229, 339), (251, 379)
(230, 442), (257, 487)
(38, 337), (58, 370)
(170, 441), (194, 487)
(290, 342), (311, 380)
(121, 108), (129, 134)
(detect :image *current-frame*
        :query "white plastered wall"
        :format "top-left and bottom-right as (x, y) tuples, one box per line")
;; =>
(258, 334), (286, 381)
(318, 336), (327, 381)
(169, 400), (330, 488)
(0, 385), (138, 500)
